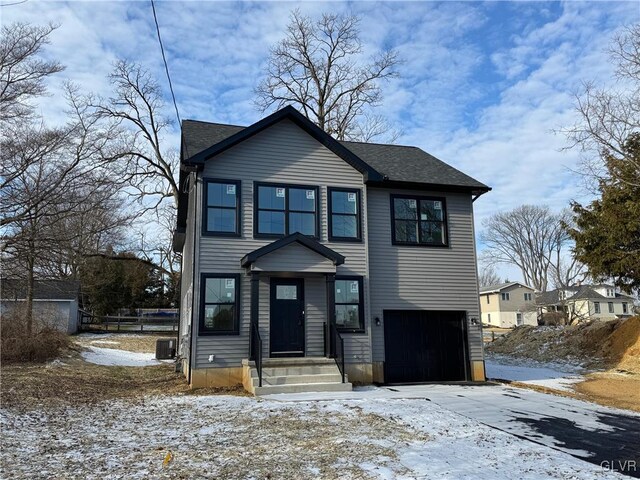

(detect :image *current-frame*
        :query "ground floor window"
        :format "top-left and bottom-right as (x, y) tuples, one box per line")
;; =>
(335, 276), (364, 333)
(200, 274), (240, 335)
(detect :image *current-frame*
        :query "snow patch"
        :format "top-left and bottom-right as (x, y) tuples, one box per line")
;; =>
(80, 346), (160, 367)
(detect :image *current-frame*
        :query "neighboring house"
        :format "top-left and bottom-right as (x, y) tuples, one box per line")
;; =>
(479, 282), (537, 328)
(536, 284), (635, 323)
(173, 106), (491, 394)
(0, 279), (81, 334)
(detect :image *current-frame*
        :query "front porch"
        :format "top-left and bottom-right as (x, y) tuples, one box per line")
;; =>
(241, 233), (352, 395)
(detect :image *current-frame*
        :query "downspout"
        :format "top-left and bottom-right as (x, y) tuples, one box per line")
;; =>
(188, 172), (198, 385)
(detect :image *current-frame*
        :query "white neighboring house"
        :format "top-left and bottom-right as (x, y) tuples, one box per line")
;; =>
(536, 284), (635, 322)
(479, 282), (537, 328)
(0, 279), (81, 334)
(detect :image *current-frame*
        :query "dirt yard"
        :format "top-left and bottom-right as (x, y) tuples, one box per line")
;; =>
(486, 316), (640, 411)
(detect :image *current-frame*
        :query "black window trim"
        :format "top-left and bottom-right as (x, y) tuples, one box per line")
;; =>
(202, 178), (242, 237)
(253, 181), (320, 239)
(335, 275), (365, 334)
(328, 187), (363, 243)
(199, 273), (241, 336)
(390, 193), (449, 247)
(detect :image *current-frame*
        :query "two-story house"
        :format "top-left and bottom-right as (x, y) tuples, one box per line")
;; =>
(479, 282), (537, 328)
(537, 284), (635, 323)
(172, 106), (491, 395)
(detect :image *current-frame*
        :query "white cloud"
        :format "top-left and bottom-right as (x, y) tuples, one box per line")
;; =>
(3, 1), (638, 283)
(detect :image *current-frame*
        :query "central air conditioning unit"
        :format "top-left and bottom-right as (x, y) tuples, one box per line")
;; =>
(156, 338), (176, 360)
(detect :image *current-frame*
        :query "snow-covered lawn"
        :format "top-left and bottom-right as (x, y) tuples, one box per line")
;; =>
(485, 354), (587, 392)
(80, 346), (161, 367)
(0, 394), (625, 479)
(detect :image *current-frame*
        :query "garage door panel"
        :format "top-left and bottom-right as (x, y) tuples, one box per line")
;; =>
(383, 310), (468, 383)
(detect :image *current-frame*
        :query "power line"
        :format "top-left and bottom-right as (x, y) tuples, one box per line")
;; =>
(0, 0), (29, 6)
(150, 0), (182, 128)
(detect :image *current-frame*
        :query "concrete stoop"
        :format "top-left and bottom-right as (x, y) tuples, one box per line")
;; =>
(242, 357), (353, 395)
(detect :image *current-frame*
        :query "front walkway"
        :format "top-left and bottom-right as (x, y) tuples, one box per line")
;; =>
(263, 384), (640, 477)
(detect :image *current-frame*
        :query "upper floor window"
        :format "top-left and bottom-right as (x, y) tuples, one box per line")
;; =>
(204, 179), (240, 236)
(623, 303), (628, 314)
(486, 295), (490, 304)
(524, 293), (532, 301)
(606, 288), (614, 297)
(501, 292), (510, 301)
(200, 274), (240, 335)
(335, 276), (364, 332)
(391, 195), (447, 246)
(608, 302), (614, 313)
(255, 183), (318, 238)
(328, 188), (361, 241)
(594, 302), (601, 314)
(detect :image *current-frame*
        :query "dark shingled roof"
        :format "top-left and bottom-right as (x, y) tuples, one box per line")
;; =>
(180, 117), (490, 193)
(341, 140), (488, 190)
(1, 279), (80, 301)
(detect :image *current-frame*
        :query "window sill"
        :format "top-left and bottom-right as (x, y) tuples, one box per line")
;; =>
(391, 242), (449, 248)
(328, 236), (362, 243)
(202, 231), (241, 238)
(337, 328), (365, 334)
(198, 330), (240, 336)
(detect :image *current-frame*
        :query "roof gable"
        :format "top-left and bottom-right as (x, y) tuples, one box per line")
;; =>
(480, 281), (534, 294)
(241, 233), (345, 268)
(183, 106), (383, 182)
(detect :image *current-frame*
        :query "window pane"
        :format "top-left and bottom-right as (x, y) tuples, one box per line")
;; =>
(289, 188), (316, 212)
(335, 280), (359, 304)
(205, 278), (235, 303)
(258, 186), (285, 210)
(420, 200), (443, 221)
(289, 212), (315, 235)
(331, 191), (357, 214)
(395, 220), (418, 243)
(204, 304), (235, 330)
(394, 198), (417, 220)
(276, 285), (297, 300)
(207, 207), (236, 232)
(336, 305), (360, 329)
(331, 214), (357, 238)
(207, 182), (236, 207)
(258, 211), (285, 234)
(420, 221), (445, 245)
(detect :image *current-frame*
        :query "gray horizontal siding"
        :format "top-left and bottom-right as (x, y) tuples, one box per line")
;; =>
(193, 119), (370, 368)
(367, 187), (483, 363)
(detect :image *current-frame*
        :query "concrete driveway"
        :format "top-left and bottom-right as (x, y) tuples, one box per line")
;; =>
(264, 384), (640, 478)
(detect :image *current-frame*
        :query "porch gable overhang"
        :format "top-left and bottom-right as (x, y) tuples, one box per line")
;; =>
(240, 233), (345, 271)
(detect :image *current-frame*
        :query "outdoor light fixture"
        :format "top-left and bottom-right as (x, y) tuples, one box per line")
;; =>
(375, 317), (381, 326)
(470, 317), (479, 326)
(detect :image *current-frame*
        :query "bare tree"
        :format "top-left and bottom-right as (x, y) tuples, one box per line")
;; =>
(480, 205), (578, 292)
(0, 22), (64, 125)
(478, 264), (503, 287)
(562, 23), (640, 189)
(91, 60), (179, 210)
(255, 10), (400, 142)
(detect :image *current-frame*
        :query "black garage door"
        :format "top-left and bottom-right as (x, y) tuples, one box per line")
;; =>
(383, 310), (469, 383)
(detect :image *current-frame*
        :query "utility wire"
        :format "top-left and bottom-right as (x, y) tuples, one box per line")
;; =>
(150, 0), (182, 128)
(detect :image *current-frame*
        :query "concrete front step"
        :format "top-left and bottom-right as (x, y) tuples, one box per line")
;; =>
(252, 373), (343, 387)
(256, 366), (340, 377)
(253, 381), (353, 396)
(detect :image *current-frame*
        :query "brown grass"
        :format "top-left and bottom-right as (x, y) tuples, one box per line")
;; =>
(0, 352), (248, 412)
(1, 308), (71, 364)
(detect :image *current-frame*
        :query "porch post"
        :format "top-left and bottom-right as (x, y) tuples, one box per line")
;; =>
(326, 273), (336, 357)
(250, 272), (259, 360)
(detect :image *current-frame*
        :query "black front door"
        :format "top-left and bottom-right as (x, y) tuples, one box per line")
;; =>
(270, 278), (305, 357)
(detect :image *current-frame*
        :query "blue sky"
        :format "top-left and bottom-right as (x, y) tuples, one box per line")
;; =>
(4, 1), (639, 281)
